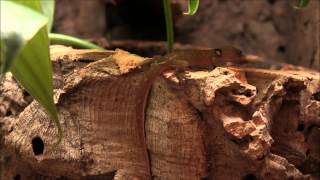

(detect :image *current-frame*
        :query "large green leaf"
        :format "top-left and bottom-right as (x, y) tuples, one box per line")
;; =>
(12, 0), (55, 32)
(0, 1), (47, 74)
(40, 0), (55, 32)
(0, 33), (23, 75)
(0, 1), (62, 144)
(12, 0), (43, 11)
(183, 0), (199, 16)
(10, 27), (61, 143)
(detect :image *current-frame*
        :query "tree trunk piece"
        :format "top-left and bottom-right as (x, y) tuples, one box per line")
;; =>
(0, 46), (319, 180)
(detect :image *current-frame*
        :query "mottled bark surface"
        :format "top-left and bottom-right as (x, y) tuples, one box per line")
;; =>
(0, 46), (319, 179)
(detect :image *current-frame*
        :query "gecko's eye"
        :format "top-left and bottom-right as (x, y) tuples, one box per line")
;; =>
(237, 49), (243, 55)
(214, 49), (222, 57)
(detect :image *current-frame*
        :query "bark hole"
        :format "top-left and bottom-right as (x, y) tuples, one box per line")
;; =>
(242, 173), (258, 180)
(297, 123), (304, 132)
(306, 149), (311, 156)
(5, 110), (12, 117)
(14, 174), (21, 180)
(223, 70), (230, 75)
(231, 135), (253, 147)
(268, 0), (276, 5)
(84, 171), (116, 180)
(32, 136), (44, 155)
(277, 45), (286, 54)
(194, 107), (205, 121)
(313, 91), (320, 101)
(231, 87), (254, 97)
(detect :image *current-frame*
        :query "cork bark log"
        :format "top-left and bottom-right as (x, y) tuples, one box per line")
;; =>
(0, 46), (319, 180)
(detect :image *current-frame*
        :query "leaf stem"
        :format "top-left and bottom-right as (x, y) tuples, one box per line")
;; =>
(163, 0), (174, 53)
(49, 33), (105, 50)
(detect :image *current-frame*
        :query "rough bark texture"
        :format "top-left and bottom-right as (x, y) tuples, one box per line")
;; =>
(0, 46), (319, 179)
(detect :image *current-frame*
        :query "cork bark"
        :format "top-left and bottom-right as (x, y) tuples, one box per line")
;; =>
(0, 46), (319, 180)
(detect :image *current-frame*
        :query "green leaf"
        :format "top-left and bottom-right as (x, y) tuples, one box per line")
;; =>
(0, 1), (47, 74)
(291, 0), (310, 9)
(41, 0), (55, 32)
(0, 1), (62, 144)
(0, 33), (23, 74)
(12, 0), (55, 32)
(10, 27), (62, 144)
(183, 0), (199, 16)
(12, 0), (43, 12)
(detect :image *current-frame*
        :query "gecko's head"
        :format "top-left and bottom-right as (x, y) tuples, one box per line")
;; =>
(213, 46), (244, 63)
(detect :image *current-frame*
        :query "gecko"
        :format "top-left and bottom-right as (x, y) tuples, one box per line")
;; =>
(136, 46), (246, 177)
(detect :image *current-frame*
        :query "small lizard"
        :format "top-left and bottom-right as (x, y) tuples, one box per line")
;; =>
(136, 46), (246, 177)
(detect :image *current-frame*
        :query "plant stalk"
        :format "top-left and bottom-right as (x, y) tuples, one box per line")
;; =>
(49, 33), (105, 50)
(163, 0), (174, 53)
